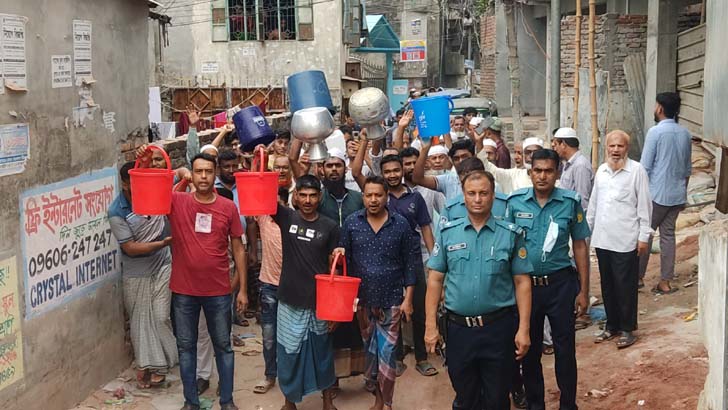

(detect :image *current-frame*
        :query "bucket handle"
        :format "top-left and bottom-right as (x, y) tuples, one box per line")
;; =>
(251, 147), (268, 173)
(445, 96), (454, 112)
(135, 145), (172, 170)
(329, 252), (348, 281)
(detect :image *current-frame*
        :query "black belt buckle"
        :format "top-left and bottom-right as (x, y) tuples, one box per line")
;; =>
(532, 275), (550, 287)
(465, 315), (485, 328)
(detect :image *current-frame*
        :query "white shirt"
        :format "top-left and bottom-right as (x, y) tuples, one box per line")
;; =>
(587, 159), (653, 253)
(480, 154), (532, 194)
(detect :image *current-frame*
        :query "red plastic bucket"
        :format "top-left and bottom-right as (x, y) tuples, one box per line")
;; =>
(315, 253), (361, 322)
(128, 145), (175, 215)
(234, 149), (278, 215)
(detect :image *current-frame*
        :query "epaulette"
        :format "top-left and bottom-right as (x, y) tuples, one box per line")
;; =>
(495, 219), (524, 236)
(507, 187), (530, 199)
(441, 218), (466, 231)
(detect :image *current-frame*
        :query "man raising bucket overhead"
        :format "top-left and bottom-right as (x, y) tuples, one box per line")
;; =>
(271, 174), (341, 410)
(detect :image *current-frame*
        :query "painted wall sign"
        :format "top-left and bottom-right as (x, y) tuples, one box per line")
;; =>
(0, 256), (24, 391)
(19, 167), (120, 319)
(400, 40), (426, 62)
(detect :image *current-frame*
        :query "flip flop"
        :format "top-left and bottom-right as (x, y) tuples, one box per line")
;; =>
(616, 332), (637, 349)
(253, 378), (275, 394)
(415, 361), (438, 376)
(395, 361), (407, 377)
(594, 330), (618, 344)
(149, 374), (166, 387)
(542, 344), (554, 355)
(651, 286), (678, 295)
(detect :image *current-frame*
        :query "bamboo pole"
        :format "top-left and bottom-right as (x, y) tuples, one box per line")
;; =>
(504, 0), (524, 143)
(588, 0), (599, 168)
(573, 0), (582, 129)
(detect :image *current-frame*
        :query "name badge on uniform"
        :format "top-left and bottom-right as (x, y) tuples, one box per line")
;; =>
(289, 224), (298, 234)
(515, 212), (534, 219)
(447, 243), (468, 251)
(194, 213), (212, 233)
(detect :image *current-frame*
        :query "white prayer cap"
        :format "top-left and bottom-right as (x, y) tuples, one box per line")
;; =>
(553, 127), (579, 141)
(483, 138), (498, 149)
(200, 144), (219, 155)
(523, 137), (544, 150)
(326, 147), (347, 163)
(428, 144), (449, 157)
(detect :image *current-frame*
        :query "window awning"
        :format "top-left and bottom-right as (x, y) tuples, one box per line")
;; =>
(357, 15), (400, 53)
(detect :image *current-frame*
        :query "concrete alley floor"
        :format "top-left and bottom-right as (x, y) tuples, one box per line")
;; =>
(72, 230), (707, 410)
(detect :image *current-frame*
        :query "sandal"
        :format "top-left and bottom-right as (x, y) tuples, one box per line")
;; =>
(542, 344), (554, 355)
(415, 361), (438, 376)
(616, 332), (637, 349)
(594, 330), (618, 344)
(651, 286), (678, 295)
(395, 361), (407, 377)
(136, 369), (151, 389)
(253, 378), (276, 394)
(149, 373), (166, 387)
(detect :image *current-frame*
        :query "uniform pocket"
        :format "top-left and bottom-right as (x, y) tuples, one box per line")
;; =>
(446, 249), (470, 274)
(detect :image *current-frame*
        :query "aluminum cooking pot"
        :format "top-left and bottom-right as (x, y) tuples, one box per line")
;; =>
(348, 87), (389, 141)
(291, 107), (335, 161)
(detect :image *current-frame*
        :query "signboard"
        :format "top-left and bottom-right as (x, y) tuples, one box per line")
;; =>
(0, 256), (23, 390)
(0, 123), (29, 177)
(20, 167), (120, 319)
(201, 61), (219, 73)
(400, 40), (426, 62)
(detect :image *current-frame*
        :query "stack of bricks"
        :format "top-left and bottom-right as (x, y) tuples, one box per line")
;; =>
(119, 130), (218, 169)
(560, 14), (647, 94)
(479, 13), (497, 100)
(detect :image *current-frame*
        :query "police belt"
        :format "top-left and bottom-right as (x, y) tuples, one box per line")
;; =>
(447, 306), (514, 328)
(530, 266), (576, 287)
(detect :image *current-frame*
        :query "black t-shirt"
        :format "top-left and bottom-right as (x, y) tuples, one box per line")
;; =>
(273, 204), (340, 309)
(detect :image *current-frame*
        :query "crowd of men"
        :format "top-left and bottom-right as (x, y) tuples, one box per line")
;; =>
(108, 91), (692, 410)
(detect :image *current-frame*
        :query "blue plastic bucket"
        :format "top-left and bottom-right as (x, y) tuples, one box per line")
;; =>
(287, 70), (335, 114)
(410, 95), (454, 139)
(233, 105), (276, 152)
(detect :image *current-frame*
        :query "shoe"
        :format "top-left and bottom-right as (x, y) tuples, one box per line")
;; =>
(221, 402), (239, 410)
(196, 378), (210, 395)
(180, 404), (201, 410)
(512, 386), (527, 409)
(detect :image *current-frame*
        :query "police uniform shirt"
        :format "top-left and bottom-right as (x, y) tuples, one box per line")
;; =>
(505, 187), (591, 276)
(439, 192), (508, 228)
(427, 217), (533, 317)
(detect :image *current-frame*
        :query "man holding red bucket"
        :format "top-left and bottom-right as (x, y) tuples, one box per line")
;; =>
(335, 175), (420, 410)
(271, 174), (340, 410)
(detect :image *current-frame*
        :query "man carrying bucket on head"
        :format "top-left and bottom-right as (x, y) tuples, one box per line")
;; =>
(334, 175), (419, 410)
(271, 174), (340, 410)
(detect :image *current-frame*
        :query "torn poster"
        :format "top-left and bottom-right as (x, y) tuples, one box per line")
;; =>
(1, 15), (28, 91)
(51, 55), (72, 88)
(72, 20), (92, 86)
(103, 111), (116, 133)
(73, 87), (98, 127)
(0, 123), (30, 177)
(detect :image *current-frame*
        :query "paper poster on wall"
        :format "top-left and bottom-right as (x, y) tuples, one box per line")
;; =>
(1, 14), (28, 91)
(400, 40), (426, 62)
(73, 20), (93, 85)
(0, 256), (24, 391)
(201, 61), (219, 74)
(0, 123), (30, 177)
(20, 167), (120, 319)
(51, 55), (73, 88)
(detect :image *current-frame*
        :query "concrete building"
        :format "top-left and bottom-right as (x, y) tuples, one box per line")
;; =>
(0, 1), (155, 410)
(158, 0), (349, 110)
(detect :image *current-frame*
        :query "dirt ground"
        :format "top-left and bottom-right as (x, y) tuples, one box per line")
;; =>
(72, 231), (706, 410)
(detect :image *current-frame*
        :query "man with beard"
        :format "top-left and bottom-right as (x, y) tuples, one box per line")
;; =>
(506, 149), (591, 410)
(588, 131), (652, 349)
(272, 175), (339, 410)
(336, 176), (420, 410)
(450, 116), (468, 141)
(552, 127), (593, 213)
(379, 155), (438, 377)
(639, 92), (692, 294)
(289, 139), (366, 389)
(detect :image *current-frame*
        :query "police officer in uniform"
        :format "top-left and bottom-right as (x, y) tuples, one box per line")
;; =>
(425, 170), (533, 410)
(439, 157), (508, 226)
(506, 149), (591, 410)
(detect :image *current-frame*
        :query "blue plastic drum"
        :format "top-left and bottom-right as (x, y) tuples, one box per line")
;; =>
(287, 70), (335, 114)
(233, 105), (276, 152)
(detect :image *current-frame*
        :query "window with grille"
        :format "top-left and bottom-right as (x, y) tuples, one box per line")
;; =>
(212, 0), (314, 42)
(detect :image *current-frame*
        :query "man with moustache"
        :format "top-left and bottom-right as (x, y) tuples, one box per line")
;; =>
(336, 176), (420, 410)
(588, 131), (652, 349)
(482, 137), (544, 194)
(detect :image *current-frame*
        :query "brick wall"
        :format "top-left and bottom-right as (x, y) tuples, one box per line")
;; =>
(560, 14), (647, 93)
(479, 14), (497, 99)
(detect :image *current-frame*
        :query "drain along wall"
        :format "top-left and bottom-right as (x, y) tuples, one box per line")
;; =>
(0, 1), (150, 409)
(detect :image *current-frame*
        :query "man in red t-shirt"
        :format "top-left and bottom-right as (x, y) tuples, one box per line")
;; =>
(168, 152), (247, 410)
